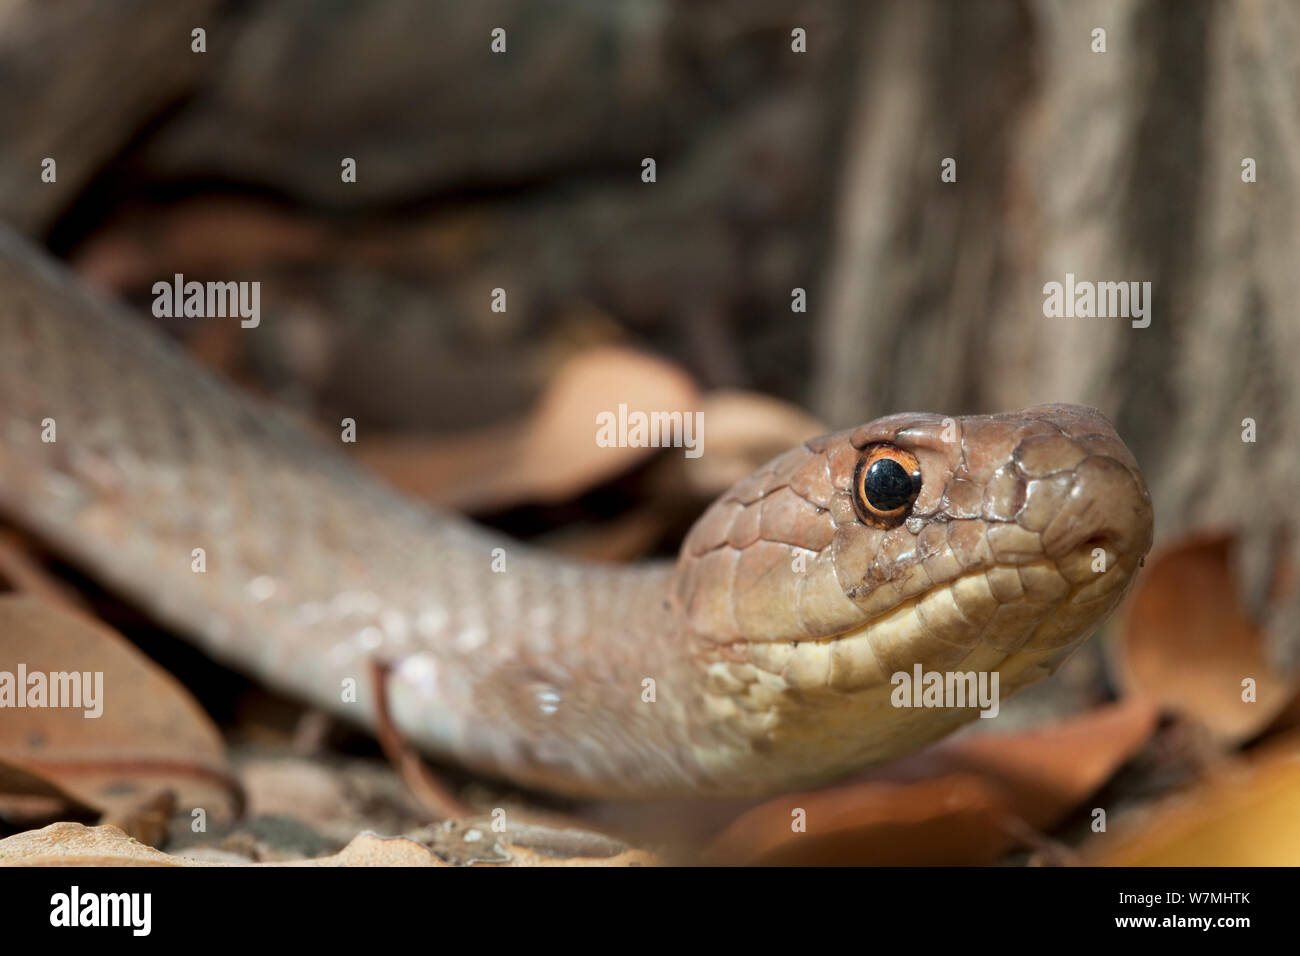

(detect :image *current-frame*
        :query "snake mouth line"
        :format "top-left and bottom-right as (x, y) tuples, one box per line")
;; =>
(743, 537), (1127, 648)
(838, 541), (1129, 640)
(731, 541), (1136, 696)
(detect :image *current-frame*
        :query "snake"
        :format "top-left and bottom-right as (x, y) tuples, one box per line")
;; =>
(0, 226), (1154, 800)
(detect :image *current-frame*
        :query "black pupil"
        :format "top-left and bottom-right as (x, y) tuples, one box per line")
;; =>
(864, 458), (915, 511)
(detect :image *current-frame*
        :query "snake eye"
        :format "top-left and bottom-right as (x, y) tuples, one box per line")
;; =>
(852, 445), (922, 528)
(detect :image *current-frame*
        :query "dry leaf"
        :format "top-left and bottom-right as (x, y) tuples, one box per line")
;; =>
(0, 823), (185, 867)
(408, 818), (656, 867)
(704, 775), (1013, 866)
(929, 697), (1160, 831)
(356, 345), (700, 511)
(670, 390), (826, 498)
(0, 758), (97, 824)
(99, 789), (175, 848)
(0, 595), (239, 824)
(0, 822), (656, 867)
(1088, 733), (1300, 865)
(1113, 533), (1296, 744)
(703, 699), (1158, 865)
(0, 823), (432, 867)
(545, 389), (827, 561)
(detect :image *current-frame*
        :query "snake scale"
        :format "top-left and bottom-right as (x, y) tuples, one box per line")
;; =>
(0, 226), (1154, 799)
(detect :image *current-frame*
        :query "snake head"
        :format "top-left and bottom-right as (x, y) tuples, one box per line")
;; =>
(673, 404), (1153, 791)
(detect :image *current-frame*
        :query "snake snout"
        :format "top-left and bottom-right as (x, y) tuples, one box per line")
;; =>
(1037, 449), (1154, 570)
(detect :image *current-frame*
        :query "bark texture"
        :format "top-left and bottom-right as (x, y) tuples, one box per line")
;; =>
(813, 0), (1299, 666)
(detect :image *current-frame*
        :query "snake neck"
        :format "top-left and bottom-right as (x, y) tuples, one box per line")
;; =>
(379, 549), (733, 799)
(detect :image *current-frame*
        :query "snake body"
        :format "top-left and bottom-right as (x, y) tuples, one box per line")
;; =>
(0, 228), (1154, 799)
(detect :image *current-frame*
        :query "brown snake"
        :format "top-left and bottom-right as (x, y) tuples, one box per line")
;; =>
(0, 228), (1154, 799)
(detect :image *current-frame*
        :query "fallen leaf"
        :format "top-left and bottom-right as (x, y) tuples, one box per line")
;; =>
(0, 595), (240, 825)
(928, 697), (1160, 831)
(1113, 533), (1296, 744)
(0, 759), (97, 824)
(0, 821), (657, 867)
(543, 389), (828, 561)
(98, 789), (175, 848)
(668, 390), (826, 498)
(0, 823), (184, 867)
(702, 699), (1158, 865)
(356, 345), (700, 511)
(291, 831), (447, 867)
(704, 774), (1013, 865)
(240, 759), (354, 827)
(1087, 733), (1300, 865)
(408, 817), (657, 867)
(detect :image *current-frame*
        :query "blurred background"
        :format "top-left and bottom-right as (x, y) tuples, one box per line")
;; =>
(1, 0), (1298, 864)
